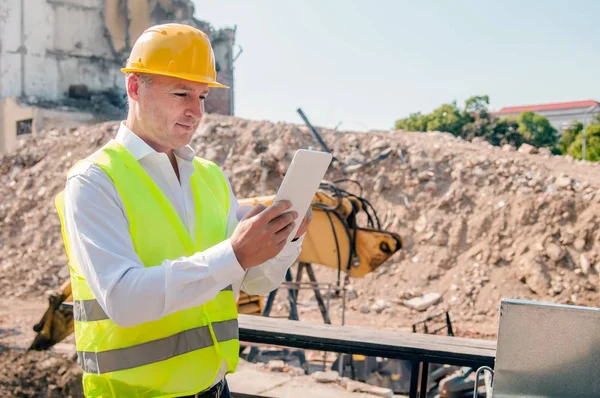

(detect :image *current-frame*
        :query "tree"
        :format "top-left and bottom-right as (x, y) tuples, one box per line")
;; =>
(516, 111), (558, 148)
(564, 115), (600, 161)
(492, 117), (524, 147)
(464, 95), (490, 114)
(558, 121), (583, 154)
(425, 102), (465, 137)
(395, 112), (429, 132)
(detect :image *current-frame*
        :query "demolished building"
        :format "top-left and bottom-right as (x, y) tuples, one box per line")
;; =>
(0, 0), (237, 154)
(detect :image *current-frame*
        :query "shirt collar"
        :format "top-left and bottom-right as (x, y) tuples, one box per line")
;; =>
(115, 122), (196, 162)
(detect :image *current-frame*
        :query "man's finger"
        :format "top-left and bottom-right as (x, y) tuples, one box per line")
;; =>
(257, 200), (293, 223)
(242, 203), (266, 220)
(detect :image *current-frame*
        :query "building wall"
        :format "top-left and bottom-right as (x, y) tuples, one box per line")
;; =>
(0, 0), (124, 100)
(0, 0), (235, 113)
(497, 107), (600, 133)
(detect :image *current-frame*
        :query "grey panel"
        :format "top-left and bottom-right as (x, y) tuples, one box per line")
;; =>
(492, 299), (600, 398)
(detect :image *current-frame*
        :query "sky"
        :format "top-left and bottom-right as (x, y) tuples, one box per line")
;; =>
(193, 0), (600, 132)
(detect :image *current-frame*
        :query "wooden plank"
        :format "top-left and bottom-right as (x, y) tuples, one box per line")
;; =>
(238, 314), (496, 369)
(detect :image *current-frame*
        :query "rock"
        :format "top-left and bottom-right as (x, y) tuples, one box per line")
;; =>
(546, 243), (565, 261)
(371, 299), (391, 313)
(346, 285), (358, 301)
(414, 215), (428, 232)
(538, 147), (552, 157)
(544, 184), (558, 195)
(574, 238), (586, 252)
(403, 292), (442, 311)
(418, 171), (434, 182)
(518, 144), (538, 154)
(268, 139), (287, 160)
(502, 144), (515, 152)
(203, 147), (218, 161)
(267, 360), (285, 372)
(519, 256), (551, 294)
(313, 370), (339, 383)
(360, 306), (371, 314)
(555, 175), (573, 189)
(580, 254), (591, 274)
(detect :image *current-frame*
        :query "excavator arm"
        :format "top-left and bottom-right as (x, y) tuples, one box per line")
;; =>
(29, 181), (402, 351)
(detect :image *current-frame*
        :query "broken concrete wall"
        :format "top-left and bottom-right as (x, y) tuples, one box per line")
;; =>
(0, 0), (235, 114)
(0, 0), (123, 100)
(205, 28), (236, 115)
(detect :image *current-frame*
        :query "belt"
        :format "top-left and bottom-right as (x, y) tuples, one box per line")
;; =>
(178, 379), (226, 398)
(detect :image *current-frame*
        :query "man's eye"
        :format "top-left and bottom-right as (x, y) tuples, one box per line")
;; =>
(174, 93), (187, 97)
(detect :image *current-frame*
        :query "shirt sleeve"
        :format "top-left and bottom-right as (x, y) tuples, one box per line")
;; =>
(221, 171), (304, 296)
(63, 162), (246, 328)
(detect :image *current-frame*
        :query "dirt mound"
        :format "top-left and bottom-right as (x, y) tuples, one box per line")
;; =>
(1, 114), (600, 338)
(0, 346), (82, 397)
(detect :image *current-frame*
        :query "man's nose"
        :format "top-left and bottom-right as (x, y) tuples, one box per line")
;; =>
(185, 98), (204, 119)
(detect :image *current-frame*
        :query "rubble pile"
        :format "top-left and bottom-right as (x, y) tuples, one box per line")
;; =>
(1, 114), (600, 337)
(0, 346), (82, 397)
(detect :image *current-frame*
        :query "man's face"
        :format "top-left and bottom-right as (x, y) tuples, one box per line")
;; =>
(128, 74), (209, 150)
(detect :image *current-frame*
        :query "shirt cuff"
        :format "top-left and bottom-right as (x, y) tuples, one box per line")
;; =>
(199, 238), (246, 287)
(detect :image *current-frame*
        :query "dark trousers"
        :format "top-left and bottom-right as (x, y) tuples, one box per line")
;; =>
(222, 380), (232, 398)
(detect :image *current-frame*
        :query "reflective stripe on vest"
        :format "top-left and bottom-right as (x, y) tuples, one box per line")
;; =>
(56, 139), (240, 397)
(78, 319), (238, 374)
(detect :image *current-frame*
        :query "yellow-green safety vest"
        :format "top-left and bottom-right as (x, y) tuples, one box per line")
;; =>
(55, 139), (240, 397)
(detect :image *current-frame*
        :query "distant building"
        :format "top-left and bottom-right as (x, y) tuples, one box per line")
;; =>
(491, 100), (600, 134)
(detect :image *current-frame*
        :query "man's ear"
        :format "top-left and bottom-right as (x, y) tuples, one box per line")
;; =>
(126, 74), (141, 103)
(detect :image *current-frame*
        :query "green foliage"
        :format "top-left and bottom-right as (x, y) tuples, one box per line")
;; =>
(515, 111), (558, 148)
(394, 112), (429, 132)
(426, 103), (465, 137)
(558, 121), (583, 154)
(561, 115), (600, 161)
(394, 95), (563, 154)
(464, 95), (490, 114)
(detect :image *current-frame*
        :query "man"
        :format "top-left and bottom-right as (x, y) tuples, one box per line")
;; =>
(56, 23), (311, 397)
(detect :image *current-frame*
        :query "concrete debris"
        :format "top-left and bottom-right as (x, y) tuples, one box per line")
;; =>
(346, 285), (359, 301)
(1, 113), (600, 341)
(403, 293), (442, 311)
(580, 254), (591, 275)
(518, 143), (539, 154)
(267, 360), (286, 372)
(313, 370), (340, 383)
(371, 299), (391, 314)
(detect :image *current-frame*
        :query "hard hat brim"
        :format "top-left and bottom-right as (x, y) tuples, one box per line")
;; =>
(121, 67), (230, 89)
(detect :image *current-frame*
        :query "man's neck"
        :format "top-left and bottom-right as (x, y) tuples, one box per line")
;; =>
(124, 118), (181, 182)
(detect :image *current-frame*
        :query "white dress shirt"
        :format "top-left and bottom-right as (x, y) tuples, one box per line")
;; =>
(62, 122), (303, 386)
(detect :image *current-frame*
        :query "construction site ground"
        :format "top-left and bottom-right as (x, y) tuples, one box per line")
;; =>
(2, 113), (600, 396)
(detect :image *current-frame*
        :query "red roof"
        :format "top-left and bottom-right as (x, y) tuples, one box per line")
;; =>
(493, 100), (600, 114)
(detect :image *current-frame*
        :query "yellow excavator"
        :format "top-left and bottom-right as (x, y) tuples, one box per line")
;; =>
(29, 180), (403, 351)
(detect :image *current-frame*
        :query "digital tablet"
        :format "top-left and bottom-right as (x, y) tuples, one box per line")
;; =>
(273, 149), (333, 243)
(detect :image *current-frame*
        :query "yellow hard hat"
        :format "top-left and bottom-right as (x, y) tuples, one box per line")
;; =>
(121, 23), (228, 88)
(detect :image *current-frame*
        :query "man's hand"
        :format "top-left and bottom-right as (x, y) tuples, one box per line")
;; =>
(231, 201), (299, 270)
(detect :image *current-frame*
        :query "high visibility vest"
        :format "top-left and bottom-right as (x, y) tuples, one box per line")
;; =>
(55, 139), (240, 397)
